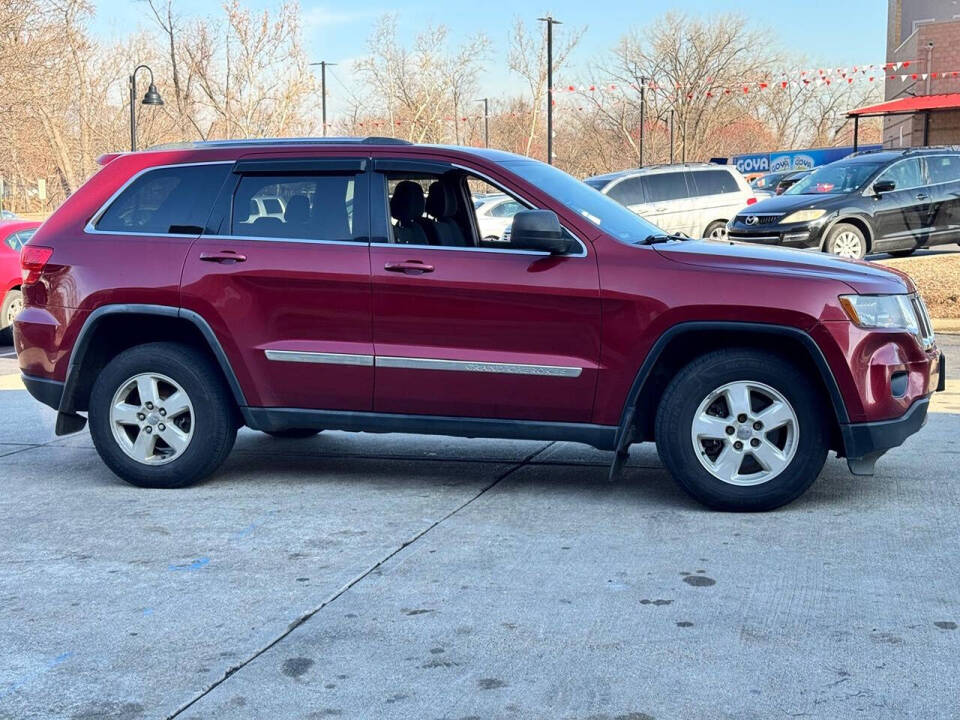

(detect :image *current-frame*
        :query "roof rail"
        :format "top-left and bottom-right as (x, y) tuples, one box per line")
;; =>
(146, 136), (413, 151)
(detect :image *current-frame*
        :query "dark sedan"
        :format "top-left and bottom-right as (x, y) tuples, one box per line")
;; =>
(727, 148), (960, 259)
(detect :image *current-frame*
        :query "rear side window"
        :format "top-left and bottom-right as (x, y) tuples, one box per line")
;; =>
(488, 199), (524, 218)
(644, 172), (691, 203)
(692, 169), (740, 196)
(926, 155), (960, 184)
(606, 177), (645, 206)
(232, 174), (359, 241)
(95, 164), (230, 234)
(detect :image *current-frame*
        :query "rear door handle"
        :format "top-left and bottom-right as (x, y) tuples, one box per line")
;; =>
(916, 193), (930, 201)
(384, 261), (434, 274)
(200, 251), (246, 264)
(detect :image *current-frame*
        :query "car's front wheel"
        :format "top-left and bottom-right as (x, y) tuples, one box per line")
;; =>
(703, 221), (728, 240)
(89, 342), (237, 488)
(824, 223), (867, 259)
(655, 349), (829, 511)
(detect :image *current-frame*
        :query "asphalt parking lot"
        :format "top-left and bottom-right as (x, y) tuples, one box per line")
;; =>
(1, 339), (959, 720)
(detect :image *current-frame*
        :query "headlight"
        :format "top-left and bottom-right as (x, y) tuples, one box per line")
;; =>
(839, 294), (920, 334)
(781, 209), (827, 224)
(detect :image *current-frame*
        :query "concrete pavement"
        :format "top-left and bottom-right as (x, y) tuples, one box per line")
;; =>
(0, 344), (958, 719)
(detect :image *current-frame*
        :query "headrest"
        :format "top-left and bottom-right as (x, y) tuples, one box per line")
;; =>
(285, 195), (311, 224)
(390, 181), (425, 224)
(425, 182), (457, 218)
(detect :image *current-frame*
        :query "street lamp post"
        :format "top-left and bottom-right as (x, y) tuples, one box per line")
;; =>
(476, 98), (489, 147)
(639, 76), (647, 167)
(538, 15), (561, 165)
(129, 65), (164, 152)
(310, 61), (336, 136)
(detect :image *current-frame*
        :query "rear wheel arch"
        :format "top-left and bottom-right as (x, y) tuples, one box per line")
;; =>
(61, 304), (246, 415)
(617, 322), (849, 453)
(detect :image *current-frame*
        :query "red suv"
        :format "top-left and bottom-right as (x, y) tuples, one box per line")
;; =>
(14, 138), (945, 511)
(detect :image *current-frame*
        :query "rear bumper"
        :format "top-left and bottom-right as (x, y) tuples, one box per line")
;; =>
(22, 373), (63, 409)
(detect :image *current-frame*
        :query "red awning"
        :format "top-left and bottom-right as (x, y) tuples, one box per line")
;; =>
(849, 93), (960, 117)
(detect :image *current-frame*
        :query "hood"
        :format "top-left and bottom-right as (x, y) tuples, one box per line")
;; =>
(654, 239), (914, 295)
(742, 193), (839, 215)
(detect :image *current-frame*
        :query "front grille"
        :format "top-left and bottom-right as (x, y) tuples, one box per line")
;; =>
(728, 233), (780, 242)
(735, 214), (783, 225)
(911, 294), (935, 347)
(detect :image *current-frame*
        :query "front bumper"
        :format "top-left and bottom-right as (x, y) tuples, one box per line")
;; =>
(727, 221), (826, 249)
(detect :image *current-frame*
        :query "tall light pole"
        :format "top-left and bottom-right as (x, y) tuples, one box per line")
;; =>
(310, 61), (336, 136)
(669, 109), (675, 164)
(475, 98), (489, 147)
(129, 65), (164, 152)
(639, 76), (647, 167)
(538, 15), (561, 165)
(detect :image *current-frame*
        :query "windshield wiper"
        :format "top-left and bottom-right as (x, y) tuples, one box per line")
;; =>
(642, 232), (689, 245)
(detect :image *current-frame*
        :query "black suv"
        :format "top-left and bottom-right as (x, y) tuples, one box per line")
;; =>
(727, 147), (960, 259)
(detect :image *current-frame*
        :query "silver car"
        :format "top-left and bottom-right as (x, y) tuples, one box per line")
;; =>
(585, 163), (757, 239)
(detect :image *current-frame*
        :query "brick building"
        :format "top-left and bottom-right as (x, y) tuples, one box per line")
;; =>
(871, 0), (960, 146)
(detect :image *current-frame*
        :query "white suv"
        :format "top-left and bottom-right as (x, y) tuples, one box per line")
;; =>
(585, 163), (756, 239)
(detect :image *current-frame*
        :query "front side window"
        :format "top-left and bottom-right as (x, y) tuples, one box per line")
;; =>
(926, 155), (960, 184)
(95, 164), (230, 234)
(232, 174), (358, 241)
(645, 172), (691, 203)
(693, 169), (740, 196)
(876, 158), (924, 191)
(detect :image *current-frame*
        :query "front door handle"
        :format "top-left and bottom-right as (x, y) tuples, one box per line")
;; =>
(200, 250), (247, 264)
(384, 261), (434, 274)
(916, 193), (930, 201)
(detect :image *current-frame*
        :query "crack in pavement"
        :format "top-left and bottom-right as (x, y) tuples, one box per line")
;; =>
(163, 441), (557, 719)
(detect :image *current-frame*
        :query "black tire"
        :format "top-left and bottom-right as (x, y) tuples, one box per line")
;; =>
(262, 428), (322, 439)
(1, 288), (22, 344)
(887, 248), (917, 258)
(654, 349), (829, 512)
(824, 223), (867, 260)
(88, 342), (237, 488)
(703, 221), (728, 240)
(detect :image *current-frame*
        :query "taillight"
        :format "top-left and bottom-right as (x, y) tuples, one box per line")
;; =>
(746, 197), (758, 205)
(21, 246), (53, 285)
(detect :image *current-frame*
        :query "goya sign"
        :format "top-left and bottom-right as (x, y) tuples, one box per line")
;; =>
(732, 145), (881, 174)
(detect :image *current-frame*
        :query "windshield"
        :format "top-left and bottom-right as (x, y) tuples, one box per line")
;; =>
(784, 162), (881, 195)
(503, 160), (661, 244)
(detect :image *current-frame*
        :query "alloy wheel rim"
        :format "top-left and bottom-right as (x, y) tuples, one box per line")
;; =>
(832, 231), (863, 258)
(709, 226), (727, 240)
(109, 372), (194, 465)
(5, 297), (22, 326)
(690, 380), (799, 487)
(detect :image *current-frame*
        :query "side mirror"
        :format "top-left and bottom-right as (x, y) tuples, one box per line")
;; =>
(873, 179), (896, 195)
(509, 210), (576, 254)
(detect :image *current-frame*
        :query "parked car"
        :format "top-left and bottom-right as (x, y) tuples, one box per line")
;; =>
(727, 147), (960, 259)
(14, 138), (943, 511)
(1, 210), (18, 220)
(473, 193), (525, 241)
(585, 163), (756, 240)
(1, 220), (40, 343)
(775, 170), (812, 195)
(750, 171), (792, 195)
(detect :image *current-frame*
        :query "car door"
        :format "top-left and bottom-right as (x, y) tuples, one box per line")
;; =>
(688, 168), (744, 236)
(180, 156), (375, 411)
(924, 154), (960, 245)
(638, 171), (697, 236)
(871, 158), (933, 250)
(368, 157), (601, 423)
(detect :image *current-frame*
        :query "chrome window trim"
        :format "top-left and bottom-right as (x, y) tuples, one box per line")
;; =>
(376, 356), (583, 377)
(84, 161), (235, 236)
(212, 234), (366, 247)
(264, 350), (373, 366)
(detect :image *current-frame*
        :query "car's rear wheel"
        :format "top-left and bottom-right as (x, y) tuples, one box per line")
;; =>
(89, 342), (237, 488)
(703, 221), (728, 240)
(655, 349), (829, 511)
(263, 428), (322, 439)
(825, 223), (866, 259)
(0, 288), (23, 343)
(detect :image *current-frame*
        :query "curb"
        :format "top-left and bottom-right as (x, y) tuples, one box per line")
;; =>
(933, 319), (960, 333)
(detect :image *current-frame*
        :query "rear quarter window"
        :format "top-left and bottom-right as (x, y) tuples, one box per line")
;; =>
(645, 172), (691, 203)
(692, 169), (741, 196)
(94, 163), (231, 235)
